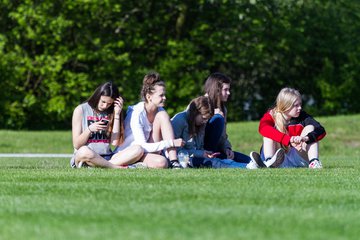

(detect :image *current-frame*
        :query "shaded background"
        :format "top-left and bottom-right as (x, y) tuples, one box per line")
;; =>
(1, 0), (359, 129)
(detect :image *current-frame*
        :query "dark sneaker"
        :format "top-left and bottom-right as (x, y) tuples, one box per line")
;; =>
(265, 148), (285, 168)
(169, 160), (183, 169)
(249, 151), (266, 168)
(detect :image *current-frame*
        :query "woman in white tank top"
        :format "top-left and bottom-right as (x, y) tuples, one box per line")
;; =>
(115, 72), (185, 169)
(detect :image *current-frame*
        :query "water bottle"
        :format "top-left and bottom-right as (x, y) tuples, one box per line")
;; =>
(177, 150), (189, 168)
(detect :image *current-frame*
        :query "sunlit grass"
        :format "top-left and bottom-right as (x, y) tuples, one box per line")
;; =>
(0, 114), (360, 239)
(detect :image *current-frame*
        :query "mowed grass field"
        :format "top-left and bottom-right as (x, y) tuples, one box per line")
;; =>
(1, 114), (360, 240)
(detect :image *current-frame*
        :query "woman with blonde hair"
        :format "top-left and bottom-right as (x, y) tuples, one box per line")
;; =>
(250, 87), (326, 168)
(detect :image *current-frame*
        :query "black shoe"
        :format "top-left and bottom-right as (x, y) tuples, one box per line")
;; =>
(169, 160), (183, 169)
(250, 151), (266, 168)
(265, 148), (285, 168)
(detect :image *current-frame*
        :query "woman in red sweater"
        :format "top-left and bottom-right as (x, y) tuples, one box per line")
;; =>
(250, 87), (326, 169)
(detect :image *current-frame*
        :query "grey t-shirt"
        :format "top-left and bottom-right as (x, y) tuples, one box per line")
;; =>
(79, 102), (112, 155)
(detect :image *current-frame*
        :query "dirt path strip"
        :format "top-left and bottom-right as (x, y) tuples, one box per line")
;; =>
(0, 153), (72, 158)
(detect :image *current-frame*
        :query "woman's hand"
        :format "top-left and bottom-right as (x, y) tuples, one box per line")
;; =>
(290, 136), (304, 151)
(290, 136), (303, 144)
(290, 135), (308, 152)
(290, 141), (302, 150)
(205, 151), (221, 158)
(114, 97), (124, 116)
(214, 108), (224, 117)
(291, 135), (310, 144)
(203, 151), (213, 158)
(88, 121), (108, 133)
(292, 142), (306, 151)
(173, 138), (185, 147)
(290, 135), (309, 146)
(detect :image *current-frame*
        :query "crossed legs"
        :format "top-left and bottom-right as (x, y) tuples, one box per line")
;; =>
(74, 145), (143, 168)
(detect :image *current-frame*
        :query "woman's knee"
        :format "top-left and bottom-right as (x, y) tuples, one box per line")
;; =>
(144, 154), (168, 168)
(152, 111), (174, 140)
(75, 146), (96, 161)
(154, 111), (171, 123)
(302, 125), (315, 136)
(153, 156), (168, 168)
(158, 158), (168, 168)
(207, 114), (225, 127)
(132, 145), (144, 159)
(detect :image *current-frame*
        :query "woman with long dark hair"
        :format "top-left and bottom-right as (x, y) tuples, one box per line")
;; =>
(172, 96), (253, 169)
(203, 72), (250, 163)
(70, 82), (143, 168)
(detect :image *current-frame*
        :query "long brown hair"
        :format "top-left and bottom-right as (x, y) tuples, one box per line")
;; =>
(203, 72), (231, 114)
(187, 96), (213, 136)
(87, 82), (119, 114)
(87, 81), (124, 144)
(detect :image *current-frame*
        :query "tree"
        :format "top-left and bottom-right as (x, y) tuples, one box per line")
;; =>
(0, 0), (359, 129)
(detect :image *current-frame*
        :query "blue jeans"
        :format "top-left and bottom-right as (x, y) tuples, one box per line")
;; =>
(191, 157), (248, 168)
(204, 114), (250, 163)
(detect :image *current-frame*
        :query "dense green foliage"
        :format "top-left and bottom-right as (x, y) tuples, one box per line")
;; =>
(1, 0), (360, 129)
(1, 114), (360, 239)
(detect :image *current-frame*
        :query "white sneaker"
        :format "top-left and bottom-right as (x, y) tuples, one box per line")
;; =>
(77, 161), (92, 168)
(128, 162), (148, 169)
(250, 151), (266, 168)
(246, 159), (259, 169)
(265, 148), (285, 168)
(309, 159), (322, 169)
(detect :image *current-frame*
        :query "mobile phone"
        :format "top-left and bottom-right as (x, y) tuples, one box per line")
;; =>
(101, 119), (109, 125)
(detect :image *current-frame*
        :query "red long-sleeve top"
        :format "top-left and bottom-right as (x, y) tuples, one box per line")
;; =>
(259, 110), (326, 146)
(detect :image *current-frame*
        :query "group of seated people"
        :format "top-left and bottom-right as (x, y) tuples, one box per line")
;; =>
(70, 72), (326, 169)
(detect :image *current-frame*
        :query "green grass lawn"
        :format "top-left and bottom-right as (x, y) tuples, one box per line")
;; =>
(1, 114), (360, 240)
